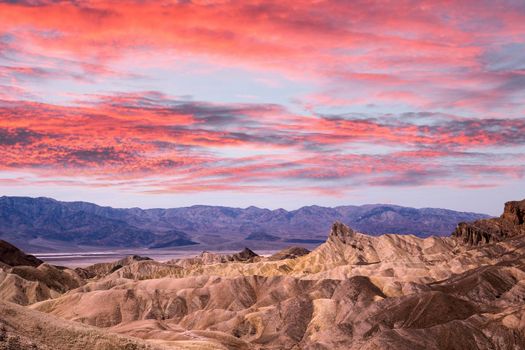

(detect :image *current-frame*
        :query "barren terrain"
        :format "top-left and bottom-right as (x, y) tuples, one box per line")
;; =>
(1, 199), (524, 349)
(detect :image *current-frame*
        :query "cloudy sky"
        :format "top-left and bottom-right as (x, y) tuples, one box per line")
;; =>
(1, 0), (524, 214)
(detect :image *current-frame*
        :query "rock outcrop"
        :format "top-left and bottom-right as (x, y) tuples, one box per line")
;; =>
(502, 199), (525, 225)
(268, 246), (310, 260)
(229, 247), (258, 262)
(77, 255), (152, 278)
(0, 241), (84, 305)
(169, 247), (260, 268)
(328, 221), (355, 244)
(0, 240), (43, 268)
(452, 199), (525, 245)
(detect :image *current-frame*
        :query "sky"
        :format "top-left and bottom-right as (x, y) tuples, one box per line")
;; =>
(0, 0), (525, 215)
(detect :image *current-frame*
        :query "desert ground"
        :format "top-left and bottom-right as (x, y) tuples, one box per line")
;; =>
(1, 199), (525, 349)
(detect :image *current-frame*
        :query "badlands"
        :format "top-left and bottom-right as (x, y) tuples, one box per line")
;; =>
(1, 199), (525, 349)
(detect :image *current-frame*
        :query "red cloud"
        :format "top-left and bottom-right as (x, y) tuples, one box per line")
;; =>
(1, 1), (524, 112)
(1, 94), (524, 194)
(1, 1), (525, 195)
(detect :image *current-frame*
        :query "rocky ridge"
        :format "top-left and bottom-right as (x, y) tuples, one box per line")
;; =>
(1, 199), (525, 349)
(453, 199), (525, 245)
(0, 240), (43, 267)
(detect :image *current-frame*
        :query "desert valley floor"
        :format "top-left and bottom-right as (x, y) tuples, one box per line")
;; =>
(1, 199), (525, 349)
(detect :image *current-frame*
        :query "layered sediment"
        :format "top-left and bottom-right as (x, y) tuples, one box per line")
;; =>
(2, 199), (525, 349)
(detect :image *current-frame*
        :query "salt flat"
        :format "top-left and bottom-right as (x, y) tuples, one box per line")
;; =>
(33, 249), (281, 267)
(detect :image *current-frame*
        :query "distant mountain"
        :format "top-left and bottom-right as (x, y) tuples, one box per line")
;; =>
(0, 196), (490, 251)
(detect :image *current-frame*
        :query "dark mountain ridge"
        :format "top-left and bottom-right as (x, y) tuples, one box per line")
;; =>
(0, 196), (490, 251)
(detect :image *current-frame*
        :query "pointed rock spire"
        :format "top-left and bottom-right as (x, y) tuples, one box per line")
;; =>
(328, 221), (355, 244)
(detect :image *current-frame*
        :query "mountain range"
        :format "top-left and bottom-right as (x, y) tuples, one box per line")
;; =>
(0, 199), (524, 349)
(0, 196), (489, 251)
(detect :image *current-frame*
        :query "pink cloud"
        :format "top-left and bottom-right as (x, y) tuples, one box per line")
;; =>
(0, 1), (524, 112)
(1, 94), (524, 194)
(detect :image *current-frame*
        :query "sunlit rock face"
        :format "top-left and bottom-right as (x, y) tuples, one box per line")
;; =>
(328, 221), (356, 244)
(453, 199), (525, 245)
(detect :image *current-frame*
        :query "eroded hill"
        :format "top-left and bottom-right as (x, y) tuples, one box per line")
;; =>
(1, 200), (525, 349)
